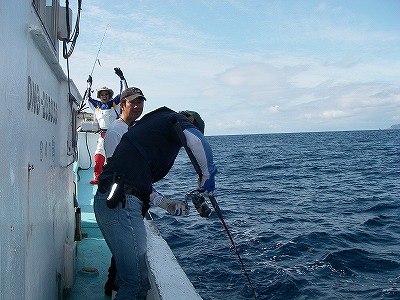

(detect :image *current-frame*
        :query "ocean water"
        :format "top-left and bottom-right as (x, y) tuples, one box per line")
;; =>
(151, 130), (400, 300)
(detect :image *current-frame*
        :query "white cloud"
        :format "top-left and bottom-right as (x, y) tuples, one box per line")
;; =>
(63, 0), (400, 135)
(322, 110), (349, 119)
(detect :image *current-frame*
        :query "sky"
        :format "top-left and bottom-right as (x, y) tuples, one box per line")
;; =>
(62, 0), (400, 136)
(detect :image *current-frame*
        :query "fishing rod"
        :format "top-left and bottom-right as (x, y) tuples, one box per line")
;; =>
(81, 24), (109, 106)
(172, 118), (258, 298)
(207, 193), (258, 298)
(90, 24), (109, 77)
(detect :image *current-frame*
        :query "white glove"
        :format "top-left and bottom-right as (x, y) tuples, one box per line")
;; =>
(159, 198), (190, 216)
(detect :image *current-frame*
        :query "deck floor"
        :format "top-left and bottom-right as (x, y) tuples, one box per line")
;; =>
(64, 168), (112, 300)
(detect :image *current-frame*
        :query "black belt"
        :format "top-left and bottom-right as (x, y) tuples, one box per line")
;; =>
(124, 185), (150, 217)
(98, 181), (148, 203)
(98, 181), (150, 217)
(124, 185), (148, 202)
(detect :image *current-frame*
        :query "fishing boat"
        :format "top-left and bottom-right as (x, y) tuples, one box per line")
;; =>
(0, 1), (201, 299)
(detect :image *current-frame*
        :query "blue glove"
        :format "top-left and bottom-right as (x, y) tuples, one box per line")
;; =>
(202, 177), (215, 193)
(199, 169), (216, 193)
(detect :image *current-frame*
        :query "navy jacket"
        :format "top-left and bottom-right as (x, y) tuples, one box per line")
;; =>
(99, 107), (216, 199)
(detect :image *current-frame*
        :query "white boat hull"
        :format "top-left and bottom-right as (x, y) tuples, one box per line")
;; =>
(0, 1), (81, 299)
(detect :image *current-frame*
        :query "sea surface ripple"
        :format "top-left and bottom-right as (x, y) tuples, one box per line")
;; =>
(152, 130), (400, 299)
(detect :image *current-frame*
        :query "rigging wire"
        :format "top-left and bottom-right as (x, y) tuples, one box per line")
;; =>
(63, 0), (82, 59)
(61, 0), (82, 164)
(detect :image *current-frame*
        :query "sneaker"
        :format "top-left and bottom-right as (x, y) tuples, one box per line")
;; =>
(104, 280), (119, 296)
(104, 280), (113, 296)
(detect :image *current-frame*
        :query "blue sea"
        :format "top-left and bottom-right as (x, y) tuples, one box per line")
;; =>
(151, 130), (400, 300)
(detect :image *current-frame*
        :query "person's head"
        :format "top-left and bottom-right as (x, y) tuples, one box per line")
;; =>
(120, 87), (147, 123)
(180, 110), (205, 134)
(97, 87), (114, 103)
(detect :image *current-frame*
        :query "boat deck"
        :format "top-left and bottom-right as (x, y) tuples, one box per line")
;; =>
(64, 168), (111, 300)
(64, 167), (203, 300)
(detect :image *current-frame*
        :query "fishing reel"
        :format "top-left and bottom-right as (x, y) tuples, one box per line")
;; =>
(185, 189), (212, 218)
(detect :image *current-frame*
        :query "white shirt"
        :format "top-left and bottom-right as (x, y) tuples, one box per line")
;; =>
(104, 119), (128, 158)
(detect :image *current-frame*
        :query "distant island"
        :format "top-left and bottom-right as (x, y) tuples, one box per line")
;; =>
(388, 124), (400, 129)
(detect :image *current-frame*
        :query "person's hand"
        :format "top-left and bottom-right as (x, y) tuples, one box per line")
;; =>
(159, 198), (189, 216)
(114, 67), (124, 79)
(185, 190), (212, 218)
(86, 75), (92, 88)
(198, 174), (216, 194)
(198, 168), (217, 194)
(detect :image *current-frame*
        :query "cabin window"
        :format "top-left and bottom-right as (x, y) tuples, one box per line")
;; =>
(32, 0), (58, 49)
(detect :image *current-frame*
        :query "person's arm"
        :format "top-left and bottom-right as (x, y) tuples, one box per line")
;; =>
(84, 75), (92, 100)
(84, 75), (98, 111)
(183, 128), (217, 192)
(113, 68), (128, 105)
(104, 127), (123, 159)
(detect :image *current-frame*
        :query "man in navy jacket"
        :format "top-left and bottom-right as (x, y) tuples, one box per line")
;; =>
(94, 101), (217, 299)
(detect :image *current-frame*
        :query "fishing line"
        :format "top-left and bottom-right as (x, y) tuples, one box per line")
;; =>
(171, 117), (258, 298)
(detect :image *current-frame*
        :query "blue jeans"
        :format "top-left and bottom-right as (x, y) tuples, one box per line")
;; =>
(94, 191), (150, 299)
